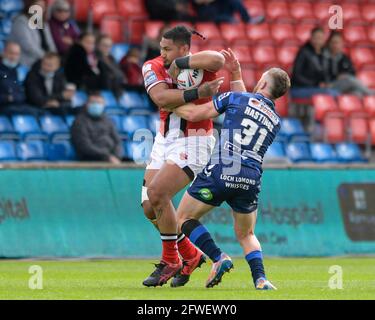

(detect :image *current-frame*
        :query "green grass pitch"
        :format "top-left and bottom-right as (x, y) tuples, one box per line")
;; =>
(0, 257), (374, 300)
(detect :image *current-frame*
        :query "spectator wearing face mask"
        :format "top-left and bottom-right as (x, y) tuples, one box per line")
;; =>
(71, 93), (123, 163)
(49, 0), (80, 56)
(25, 52), (75, 115)
(0, 41), (43, 116)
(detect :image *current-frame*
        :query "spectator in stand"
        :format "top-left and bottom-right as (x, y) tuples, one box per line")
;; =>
(71, 92), (123, 163)
(48, 0), (80, 57)
(25, 52), (76, 115)
(145, 0), (196, 22)
(291, 27), (337, 96)
(325, 31), (374, 96)
(192, 0), (264, 24)
(65, 32), (107, 91)
(9, 0), (57, 67)
(96, 34), (124, 98)
(142, 24), (171, 62)
(120, 48), (143, 91)
(0, 41), (43, 117)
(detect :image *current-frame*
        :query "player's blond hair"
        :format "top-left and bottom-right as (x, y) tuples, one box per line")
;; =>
(266, 68), (291, 100)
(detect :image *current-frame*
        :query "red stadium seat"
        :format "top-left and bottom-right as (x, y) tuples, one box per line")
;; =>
(246, 23), (272, 44)
(275, 95), (289, 117)
(199, 42), (225, 53)
(241, 67), (256, 90)
(295, 23), (317, 44)
(367, 26), (375, 44)
(127, 20), (145, 44)
(361, 4), (375, 23)
(100, 16), (125, 43)
(231, 46), (252, 65)
(252, 45), (277, 68)
(219, 23), (247, 44)
(195, 23), (222, 42)
(349, 114), (369, 144)
(265, 1), (291, 22)
(343, 26), (369, 45)
(145, 21), (165, 40)
(342, 3), (362, 23)
(91, 0), (117, 25)
(358, 70), (375, 89)
(117, 0), (148, 19)
(73, 0), (89, 22)
(243, 0), (265, 17)
(277, 45), (299, 71)
(312, 94), (339, 122)
(216, 69), (230, 93)
(363, 96), (375, 117)
(289, 2), (316, 22)
(350, 48), (375, 70)
(313, 2), (331, 22)
(270, 23), (297, 45)
(337, 95), (364, 117)
(369, 118), (375, 145)
(324, 114), (346, 143)
(169, 21), (194, 30)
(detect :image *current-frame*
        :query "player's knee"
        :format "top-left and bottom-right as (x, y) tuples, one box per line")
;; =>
(142, 201), (155, 220)
(147, 184), (168, 208)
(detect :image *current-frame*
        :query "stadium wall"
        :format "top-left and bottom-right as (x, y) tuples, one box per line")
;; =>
(0, 165), (374, 258)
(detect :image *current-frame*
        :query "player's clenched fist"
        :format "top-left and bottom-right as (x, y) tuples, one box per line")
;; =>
(198, 77), (224, 98)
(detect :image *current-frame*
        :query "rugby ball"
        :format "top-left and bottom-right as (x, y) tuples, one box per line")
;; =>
(177, 68), (204, 90)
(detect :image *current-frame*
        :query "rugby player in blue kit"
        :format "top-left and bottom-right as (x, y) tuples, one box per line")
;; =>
(172, 49), (291, 290)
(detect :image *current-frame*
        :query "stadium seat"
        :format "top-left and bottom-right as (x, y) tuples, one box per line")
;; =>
(263, 141), (289, 164)
(361, 4), (375, 24)
(357, 70), (375, 89)
(116, 0), (148, 19)
(363, 96), (375, 117)
(252, 45), (277, 68)
(39, 115), (70, 141)
(73, 0), (90, 22)
(0, 116), (20, 140)
(337, 95), (364, 117)
(0, 140), (18, 161)
(289, 2), (316, 22)
(127, 20), (145, 44)
(295, 23), (316, 44)
(16, 64), (29, 83)
(310, 143), (337, 163)
(0, 40), (4, 54)
(279, 118), (309, 142)
(0, 17), (12, 37)
(195, 23), (222, 42)
(91, 0), (117, 25)
(343, 26), (369, 46)
(219, 23), (247, 44)
(341, 3), (362, 24)
(246, 23), (272, 44)
(111, 43), (129, 63)
(47, 141), (76, 161)
(0, 0), (23, 15)
(231, 46), (252, 64)
(335, 142), (365, 163)
(350, 48), (375, 70)
(12, 115), (48, 141)
(216, 69), (230, 93)
(348, 114), (370, 144)
(313, 2), (333, 22)
(241, 67), (256, 90)
(100, 16), (125, 43)
(120, 115), (149, 138)
(286, 142), (312, 163)
(324, 114), (346, 143)
(312, 94), (339, 122)
(145, 21), (165, 40)
(367, 26), (375, 44)
(100, 90), (118, 107)
(265, 1), (291, 22)
(16, 141), (46, 161)
(270, 23), (297, 45)
(104, 107), (126, 116)
(275, 95), (289, 117)
(119, 91), (146, 111)
(277, 45), (299, 71)
(148, 113), (160, 135)
(369, 118), (375, 145)
(243, 0), (265, 18)
(125, 139), (153, 163)
(72, 90), (88, 108)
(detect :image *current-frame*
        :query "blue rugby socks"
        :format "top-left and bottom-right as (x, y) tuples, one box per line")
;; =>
(181, 219), (222, 263)
(245, 250), (266, 286)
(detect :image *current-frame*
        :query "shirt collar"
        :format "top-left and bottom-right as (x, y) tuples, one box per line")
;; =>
(254, 93), (275, 109)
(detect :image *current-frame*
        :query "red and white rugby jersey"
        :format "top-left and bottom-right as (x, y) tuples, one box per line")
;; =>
(142, 56), (214, 138)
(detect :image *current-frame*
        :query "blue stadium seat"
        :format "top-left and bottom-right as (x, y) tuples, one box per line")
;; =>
(0, 140), (18, 161)
(0, 0), (23, 16)
(72, 90), (88, 108)
(125, 140), (152, 163)
(286, 142), (312, 163)
(0, 116), (20, 140)
(104, 107), (126, 116)
(39, 115), (70, 142)
(119, 91), (146, 111)
(335, 143), (366, 163)
(47, 141), (76, 161)
(11, 115), (48, 140)
(279, 118), (309, 142)
(121, 115), (149, 138)
(101, 90), (118, 107)
(16, 140), (46, 161)
(148, 113), (160, 135)
(64, 115), (75, 127)
(16, 64), (29, 83)
(263, 141), (289, 163)
(0, 40), (4, 54)
(111, 43), (129, 63)
(310, 143), (337, 163)
(0, 18), (12, 36)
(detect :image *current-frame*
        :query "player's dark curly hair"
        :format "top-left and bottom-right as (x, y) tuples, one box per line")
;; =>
(162, 25), (206, 48)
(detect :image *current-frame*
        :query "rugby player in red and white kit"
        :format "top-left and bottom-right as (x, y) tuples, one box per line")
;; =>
(141, 26), (225, 287)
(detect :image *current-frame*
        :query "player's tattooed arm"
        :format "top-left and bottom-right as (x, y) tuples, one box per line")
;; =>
(174, 101), (219, 122)
(221, 48), (247, 92)
(188, 50), (225, 72)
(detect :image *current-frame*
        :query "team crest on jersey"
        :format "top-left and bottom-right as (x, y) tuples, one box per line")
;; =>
(144, 71), (158, 87)
(199, 188), (213, 201)
(142, 63), (152, 75)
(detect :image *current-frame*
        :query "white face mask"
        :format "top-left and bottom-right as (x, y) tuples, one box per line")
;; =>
(2, 58), (18, 69)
